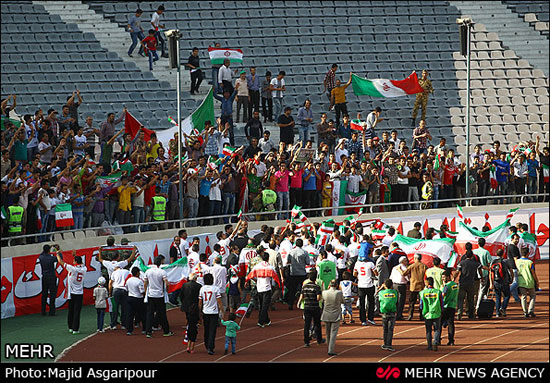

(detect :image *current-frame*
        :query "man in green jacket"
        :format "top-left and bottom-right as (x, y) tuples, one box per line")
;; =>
(441, 270), (459, 346)
(378, 279), (398, 352)
(419, 276), (443, 351)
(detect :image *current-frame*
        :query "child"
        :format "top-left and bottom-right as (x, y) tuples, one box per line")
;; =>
(377, 279), (398, 351)
(339, 271), (356, 324)
(93, 276), (108, 333)
(321, 174), (333, 215)
(382, 175), (391, 212)
(141, 29), (159, 71)
(421, 173), (433, 210)
(221, 312), (241, 355)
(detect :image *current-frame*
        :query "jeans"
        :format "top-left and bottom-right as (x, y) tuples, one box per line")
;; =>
(527, 177), (538, 202)
(41, 275), (57, 315)
(39, 212), (51, 242)
(425, 317), (442, 347)
(185, 197), (199, 227)
(128, 31), (144, 55)
(92, 212), (104, 228)
(154, 31), (165, 56)
(432, 185), (440, 208)
(298, 126), (311, 143)
(257, 290), (272, 325)
(408, 186), (420, 210)
(212, 67), (221, 93)
(276, 191), (289, 220)
(303, 307), (323, 344)
(496, 181), (509, 204)
(236, 96), (249, 123)
(221, 115), (235, 146)
(147, 50), (159, 71)
(273, 97), (284, 121)
(96, 308), (105, 331)
(221, 192), (235, 224)
(262, 97), (273, 121)
(510, 270), (520, 302)
(208, 199), (222, 225)
(441, 307), (455, 343)
(494, 281), (510, 314)
(190, 69), (203, 93)
(133, 206), (145, 231)
(73, 214), (83, 230)
(382, 312), (396, 347)
(225, 336), (236, 353)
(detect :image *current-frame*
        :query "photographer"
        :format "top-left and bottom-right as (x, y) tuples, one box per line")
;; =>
(38, 244), (59, 316)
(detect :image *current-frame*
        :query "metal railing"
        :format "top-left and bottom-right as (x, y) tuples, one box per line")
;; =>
(3, 193), (548, 247)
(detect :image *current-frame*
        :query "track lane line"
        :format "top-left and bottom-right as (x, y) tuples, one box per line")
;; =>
(490, 337), (549, 362)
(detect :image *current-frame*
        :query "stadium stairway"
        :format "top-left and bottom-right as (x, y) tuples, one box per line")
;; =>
(450, 1), (549, 76)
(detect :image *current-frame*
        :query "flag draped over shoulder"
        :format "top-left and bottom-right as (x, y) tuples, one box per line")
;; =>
(454, 220), (510, 256)
(392, 234), (456, 267)
(132, 256), (190, 293)
(351, 72), (424, 97)
(519, 231), (540, 260)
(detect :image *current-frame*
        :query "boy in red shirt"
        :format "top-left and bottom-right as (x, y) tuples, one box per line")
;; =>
(141, 29), (159, 71)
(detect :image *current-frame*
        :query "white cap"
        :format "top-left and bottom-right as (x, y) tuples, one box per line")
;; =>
(98, 276), (106, 286)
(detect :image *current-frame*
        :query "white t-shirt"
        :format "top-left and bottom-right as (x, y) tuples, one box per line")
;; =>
(74, 134), (87, 156)
(335, 244), (349, 269)
(192, 262), (212, 286)
(150, 12), (161, 30)
(126, 276), (145, 298)
(199, 285), (221, 314)
(144, 265), (167, 298)
(278, 239), (293, 266)
(102, 259), (129, 278)
(270, 77), (285, 98)
(110, 268), (130, 290)
(210, 263), (228, 292)
(382, 234), (396, 248)
(397, 166), (410, 185)
(335, 147), (348, 165)
(353, 260), (376, 288)
(348, 242), (361, 259)
(187, 251), (200, 271)
(209, 178), (222, 201)
(217, 238), (231, 265)
(66, 264), (87, 295)
(179, 239), (190, 257)
(238, 248), (257, 274)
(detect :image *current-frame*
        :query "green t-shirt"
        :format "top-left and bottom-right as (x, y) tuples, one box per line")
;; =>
(441, 281), (459, 309)
(473, 247), (492, 277)
(248, 173), (262, 194)
(516, 257), (535, 289)
(420, 287), (442, 319)
(317, 259), (336, 290)
(221, 320), (241, 337)
(425, 266), (445, 290)
(378, 288), (398, 314)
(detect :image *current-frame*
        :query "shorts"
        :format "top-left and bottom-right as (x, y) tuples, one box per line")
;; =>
(341, 297), (353, 315)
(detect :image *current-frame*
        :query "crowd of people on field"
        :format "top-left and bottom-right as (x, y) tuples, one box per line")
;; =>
(38, 217), (540, 356)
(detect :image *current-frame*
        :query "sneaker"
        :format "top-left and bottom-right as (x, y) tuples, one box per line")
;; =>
(163, 332), (174, 337)
(427, 346), (433, 350)
(523, 313), (529, 318)
(361, 322), (368, 326)
(317, 338), (326, 345)
(146, 333), (152, 338)
(231, 351), (236, 355)
(367, 320), (376, 326)
(69, 329), (74, 333)
(265, 321), (271, 327)
(72, 331), (80, 335)
(433, 344), (438, 351)
(304, 343), (310, 348)
(224, 349), (228, 355)
(447, 341), (455, 346)
(128, 53), (133, 57)
(208, 350), (214, 355)
(257, 323), (264, 328)
(386, 346), (395, 352)
(381, 345), (389, 350)
(152, 326), (161, 331)
(528, 312), (536, 317)
(328, 352), (338, 356)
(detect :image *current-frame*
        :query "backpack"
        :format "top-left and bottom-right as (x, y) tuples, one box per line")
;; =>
(491, 259), (509, 283)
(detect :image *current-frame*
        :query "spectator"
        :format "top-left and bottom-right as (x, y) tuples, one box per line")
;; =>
(218, 58), (234, 94)
(150, 5), (167, 58)
(277, 106), (295, 146)
(412, 120), (431, 154)
(411, 69), (434, 126)
(270, 71), (286, 121)
(297, 99), (314, 143)
(261, 71), (273, 123)
(213, 86), (238, 146)
(247, 67), (261, 120)
(141, 29), (159, 71)
(323, 64), (338, 104)
(330, 73), (352, 126)
(186, 47), (203, 95)
(127, 8), (145, 57)
(244, 111), (263, 142)
(235, 70), (250, 123)
(210, 42), (222, 94)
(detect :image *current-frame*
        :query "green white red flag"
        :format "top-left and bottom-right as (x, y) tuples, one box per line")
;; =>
(133, 256), (190, 293)
(454, 220), (510, 256)
(392, 234), (456, 267)
(519, 231), (540, 260)
(235, 302), (249, 317)
(55, 203), (74, 227)
(351, 72), (424, 98)
(315, 219), (335, 246)
(208, 47), (244, 65)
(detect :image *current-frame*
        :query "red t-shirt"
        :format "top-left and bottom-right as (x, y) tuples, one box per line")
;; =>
(142, 36), (157, 53)
(443, 164), (458, 186)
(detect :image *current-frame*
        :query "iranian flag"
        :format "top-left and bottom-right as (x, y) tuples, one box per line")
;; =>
(351, 72), (424, 98)
(447, 251), (459, 269)
(454, 220), (510, 256)
(489, 165), (498, 189)
(457, 205), (465, 221)
(350, 119), (365, 131)
(222, 145), (238, 157)
(134, 256), (190, 293)
(208, 46), (243, 65)
(331, 179), (366, 215)
(371, 229), (387, 243)
(112, 158), (134, 173)
(237, 208), (243, 220)
(393, 234), (456, 267)
(542, 164), (549, 183)
(434, 153), (442, 171)
(235, 302), (249, 317)
(344, 215), (357, 228)
(519, 232), (540, 261)
(207, 155), (222, 170)
(505, 207), (519, 221)
(125, 111), (153, 141)
(315, 219), (335, 246)
(105, 297), (115, 313)
(96, 172), (122, 189)
(55, 203), (74, 227)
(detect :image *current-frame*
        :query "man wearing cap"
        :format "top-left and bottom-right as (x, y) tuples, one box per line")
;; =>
(411, 69), (433, 126)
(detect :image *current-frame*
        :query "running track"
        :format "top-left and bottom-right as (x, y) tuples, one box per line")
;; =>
(59, 260), (549, 362)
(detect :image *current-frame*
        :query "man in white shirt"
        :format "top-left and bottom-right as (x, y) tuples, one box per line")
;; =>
(55, 249), (87, 334)
(144, 256), (173, 338)
(353, 254), (379, 326)
(397, 157), (410, 210)
(109, 265), (130, 331)
(246, 250), (281, 327)
(150, 5), (167, 57)
(126, 267), (146, 334)
(218, 58), (233, 93)
(187, 244), (200, 271)
(193, 253), (212, 286)
(97, 244), (137, 279)
(210, 256), (228, 320)
(199, 273), (223, 354)
(178, 229), (190, 258)
(270, 70), (286, 121)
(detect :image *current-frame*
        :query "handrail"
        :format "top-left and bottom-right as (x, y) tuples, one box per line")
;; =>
(4, 193), (548, 246)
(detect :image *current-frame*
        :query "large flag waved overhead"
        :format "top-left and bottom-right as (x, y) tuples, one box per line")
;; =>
(454, 220), (510, 256)
(351, 72), (424, 97)
(393, 234), (456, 267)
(208, 47), (243, 65)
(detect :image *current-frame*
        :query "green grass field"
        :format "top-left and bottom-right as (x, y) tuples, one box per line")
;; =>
(1, 305), (99, 362)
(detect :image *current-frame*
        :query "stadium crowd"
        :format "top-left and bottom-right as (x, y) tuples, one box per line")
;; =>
(40, 217), (540, 356)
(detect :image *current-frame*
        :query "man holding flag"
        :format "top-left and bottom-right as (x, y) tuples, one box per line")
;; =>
(245, 250), (281, 327)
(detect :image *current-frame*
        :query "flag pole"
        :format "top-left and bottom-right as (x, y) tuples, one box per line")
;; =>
(176, 34), (184, 221)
